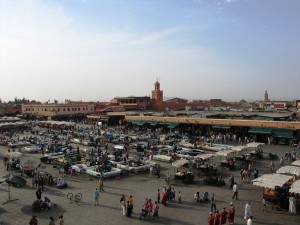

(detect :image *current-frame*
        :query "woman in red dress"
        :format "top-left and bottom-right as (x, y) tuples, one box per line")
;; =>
(228, 203), (235, 225)
(208, 212), (214, 225)
(161, 191), (167, 206)
(219, 207), (228, 225)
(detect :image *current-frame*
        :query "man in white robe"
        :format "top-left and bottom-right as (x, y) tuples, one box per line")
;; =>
(244, 201), (252, 220)
(289, 195), (296, 214)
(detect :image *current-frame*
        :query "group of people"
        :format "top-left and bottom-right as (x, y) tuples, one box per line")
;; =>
(159, 185), (182, 206)
(194, 191), (210, 203)
(141, 198), (159, 218)
(120, 194), (134, 217)
(33, 187), (53, 211)
(207, 203), (235, 225)
(29, 215), (64, 225)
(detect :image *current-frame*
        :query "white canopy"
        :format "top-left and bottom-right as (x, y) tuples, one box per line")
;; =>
(172, 159), (189, 168)
(252, 173), (293, 189)
(289, 180), (300, 194)
(194, 153), (215, 160)
(231, 146), (247, 152)
(276, 165), (300, 176)
(7, 152), (22, 158)
(215, 150), (235, 157)
(291, 160), (300, 167)
(37, 121), (76, 127)
(247, 142), (265, 148)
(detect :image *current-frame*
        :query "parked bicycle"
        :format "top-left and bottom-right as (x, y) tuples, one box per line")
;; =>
(67, 192), (82, 202)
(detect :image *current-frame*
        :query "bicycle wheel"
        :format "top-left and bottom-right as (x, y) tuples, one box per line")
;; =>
(67, 193), (73, 200)
(75, 193), (82, 201)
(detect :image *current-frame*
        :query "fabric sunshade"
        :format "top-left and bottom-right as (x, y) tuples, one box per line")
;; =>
(131, 121), (146, 126)
(272, 129), (293, 138)
(248, 127), (272, 134)
(289, 180), (300, 194)
(168, 123), (178, 129)
(212, 125), (231, 129)
(252, 174), (293, 189)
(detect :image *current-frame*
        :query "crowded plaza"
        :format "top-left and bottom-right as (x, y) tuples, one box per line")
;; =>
(0, 119), (300, 225)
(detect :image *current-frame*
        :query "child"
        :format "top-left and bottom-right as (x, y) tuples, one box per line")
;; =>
(178, 191), (182, 204)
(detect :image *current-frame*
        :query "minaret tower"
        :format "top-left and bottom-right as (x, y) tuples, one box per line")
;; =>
(264, 91), (269, 102)
(152, 79), (164, 111)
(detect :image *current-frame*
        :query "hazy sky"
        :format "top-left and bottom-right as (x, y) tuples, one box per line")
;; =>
(1, 0), (299, 102)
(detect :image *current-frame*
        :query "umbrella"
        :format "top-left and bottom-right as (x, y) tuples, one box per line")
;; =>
(0, 174), (27, 187)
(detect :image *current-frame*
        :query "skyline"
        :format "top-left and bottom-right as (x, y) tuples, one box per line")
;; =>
(0, 0), (299, 102)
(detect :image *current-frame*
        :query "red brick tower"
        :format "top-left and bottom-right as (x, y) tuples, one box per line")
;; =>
(152, 80), (164, 111)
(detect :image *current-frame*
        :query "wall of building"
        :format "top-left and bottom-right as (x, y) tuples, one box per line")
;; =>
(22, 104), (94, 117)
(125, 115), (300, 130)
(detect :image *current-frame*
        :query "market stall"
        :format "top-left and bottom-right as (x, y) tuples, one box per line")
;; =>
(253, 174), (293, 210)
(171, 159), (194, 183)
(289, 180), (300, 194)
(247, 142), (265, 148)
(288, 180), (300, 214)
(276, 166), (300, 178)
(292, 160), (300, 167)
(193, 153), (217, 175)
(215, 149), (235, 168)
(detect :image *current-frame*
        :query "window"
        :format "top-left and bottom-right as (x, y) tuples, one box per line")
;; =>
(68, 108), (70, 111)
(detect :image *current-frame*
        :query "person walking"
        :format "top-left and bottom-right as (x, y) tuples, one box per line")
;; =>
(270, 160), (275, 172)
(229, 175), (234, 188)
(49, 216), (55, 225)
(213, 210), (220, 225)
(262, 197), (266, 211)
(210, 194), (216, 213)
(128, 195), (134, 213)
(207, 212), (214, 225)
(156, 165), (161, 178)
(227, 203), (235, 225)
(244, 201), (252, 220)
(126, 201), (132, 217)
(232, 182), (238, 200)
(149, 166), (153, 178)
(93, 188), (100, 206)
(99, 176), (104, 192)
(121, 198), (126, 216)
(120, 194), (126, 215)
(157, 189), (160, 203)
(178, 191), (182, 204)
(279, 157), (284, 167)
(36, 188), (42, 200)
(253, 168), (259, 179)
(289, 195), (296, 214)
(219, 207), (227, 225)
(161, 190), (167, 206)
(153, 201), (159, 217)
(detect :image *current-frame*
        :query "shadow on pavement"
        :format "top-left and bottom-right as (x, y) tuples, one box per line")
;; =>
(21, 204), (67, 219)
